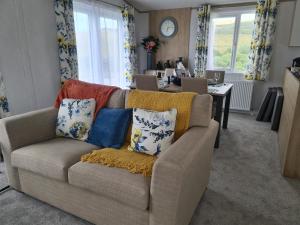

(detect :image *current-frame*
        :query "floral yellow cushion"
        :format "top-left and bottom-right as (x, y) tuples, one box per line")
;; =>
(56, 98), (96, 141)
(128, 108), (177, 156)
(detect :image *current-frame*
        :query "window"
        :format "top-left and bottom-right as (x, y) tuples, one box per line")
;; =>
(207, 8), (255, 72)
(73, 0), (125, 87)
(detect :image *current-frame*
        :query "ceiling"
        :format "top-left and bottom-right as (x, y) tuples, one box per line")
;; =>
(127, 0), (256, 11)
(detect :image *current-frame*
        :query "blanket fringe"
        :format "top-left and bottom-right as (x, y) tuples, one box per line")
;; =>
(81, 146), (156, 177)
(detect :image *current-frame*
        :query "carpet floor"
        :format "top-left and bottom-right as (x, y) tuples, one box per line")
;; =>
(0, 113), (300, 225)
(0, 160), (8, 190)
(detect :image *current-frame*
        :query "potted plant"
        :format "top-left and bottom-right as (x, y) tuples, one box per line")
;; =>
(141, 36), (160, 70)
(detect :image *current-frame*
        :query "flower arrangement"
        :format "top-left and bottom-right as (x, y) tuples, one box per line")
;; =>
(141, 36), (160, 53)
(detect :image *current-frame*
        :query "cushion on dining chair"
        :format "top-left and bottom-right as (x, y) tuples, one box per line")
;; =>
(181, 77), (208, 95)
(135, 75), (159, 91)
(189, 94), (212, 128)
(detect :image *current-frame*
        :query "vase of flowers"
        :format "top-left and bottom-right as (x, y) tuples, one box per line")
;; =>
(141, 36), (160, 70)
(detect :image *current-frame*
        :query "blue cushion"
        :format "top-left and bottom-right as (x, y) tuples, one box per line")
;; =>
(87, 108), (132, 148)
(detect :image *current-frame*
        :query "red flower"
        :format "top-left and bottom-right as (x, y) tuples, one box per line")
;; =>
(141, 36), (160, 53)
(149, 41), (156, 47)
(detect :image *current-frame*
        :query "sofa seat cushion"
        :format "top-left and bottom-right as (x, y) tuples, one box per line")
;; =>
(68, 162), (151, 210)
(11, 138), (97, 182)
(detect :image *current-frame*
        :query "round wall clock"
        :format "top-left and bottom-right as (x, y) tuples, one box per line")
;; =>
(160, 17), (178, 38)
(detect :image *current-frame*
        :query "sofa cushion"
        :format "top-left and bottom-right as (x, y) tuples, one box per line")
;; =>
(68, 162), (151, 210)
(56, 98), (96, 141)
(129, 108), (177, 156)
(189, 94), (213, 127)
(11, 138), (97, 182)
(106, 89), (128, 108)
(87, 108), (133, 148)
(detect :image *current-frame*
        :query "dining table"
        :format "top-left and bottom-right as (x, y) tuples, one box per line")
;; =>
(129, 82), (234, 148)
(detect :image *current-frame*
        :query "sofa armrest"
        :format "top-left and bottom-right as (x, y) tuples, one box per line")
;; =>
(0, 107), (58, 153)
(150, 120), (219, 225)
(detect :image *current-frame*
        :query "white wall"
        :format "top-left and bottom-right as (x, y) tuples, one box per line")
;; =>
(135, 12), (149, 73)
(0, 0), (60, 115)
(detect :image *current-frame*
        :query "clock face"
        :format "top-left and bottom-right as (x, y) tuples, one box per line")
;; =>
(160, 17), (177, 38)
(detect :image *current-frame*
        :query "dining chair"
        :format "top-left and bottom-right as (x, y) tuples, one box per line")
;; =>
(135, 75), (159, 91)
(205, 70), (225, 83)
(181, 77), (208, 95)
(145, 70), (157, 76)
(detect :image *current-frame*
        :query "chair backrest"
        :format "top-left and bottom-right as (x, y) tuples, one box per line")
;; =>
(145, 70), (157, 76)
(135, 75), (159, 91)
(181, 77), (208, 95)
(205, 70), (225, 83)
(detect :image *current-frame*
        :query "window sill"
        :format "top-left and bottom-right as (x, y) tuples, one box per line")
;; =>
(224, 72), (245, 82)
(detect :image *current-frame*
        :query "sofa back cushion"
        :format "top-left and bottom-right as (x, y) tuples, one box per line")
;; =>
(106, 89), (128, 108)
(124, 92), (212, 128)
(110, 90), (212, 128)
(189, 94), (212, 127)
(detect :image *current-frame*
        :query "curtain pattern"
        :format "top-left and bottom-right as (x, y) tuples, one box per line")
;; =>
(194, 5), (211, 77)
(54, 0), (78, 84)
(0, 76), (10, 118)
(245, 0), (278, 81)
(122, 4), (137, 83)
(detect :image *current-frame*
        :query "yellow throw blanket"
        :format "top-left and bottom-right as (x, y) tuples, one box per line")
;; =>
(81, 90), (196, 176)
(81, 145), (156, 176)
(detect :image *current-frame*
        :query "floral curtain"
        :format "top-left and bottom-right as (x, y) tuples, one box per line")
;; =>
(245, 0), (279, 81)
(54, 0), (78, 84)
(122, 4), (137, 84)
(194, 5), (211, 77)
(0, 75), (10, 118)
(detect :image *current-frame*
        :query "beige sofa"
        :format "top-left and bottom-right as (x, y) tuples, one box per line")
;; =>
(0, 90), (218, 225)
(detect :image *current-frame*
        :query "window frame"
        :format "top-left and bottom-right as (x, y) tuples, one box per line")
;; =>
(207, 6), (256, 73)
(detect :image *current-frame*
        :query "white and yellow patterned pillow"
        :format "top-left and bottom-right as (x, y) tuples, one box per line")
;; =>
(56, 98), (96, 141)
(129, 108), (177, 156)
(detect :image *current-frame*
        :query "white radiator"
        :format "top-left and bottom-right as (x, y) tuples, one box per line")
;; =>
(225, 74), (254, 111)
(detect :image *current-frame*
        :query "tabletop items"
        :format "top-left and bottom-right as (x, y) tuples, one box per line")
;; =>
(147, 69), (225, 89)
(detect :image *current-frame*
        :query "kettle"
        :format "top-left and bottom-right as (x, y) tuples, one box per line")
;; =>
(291, 57), (300, 73)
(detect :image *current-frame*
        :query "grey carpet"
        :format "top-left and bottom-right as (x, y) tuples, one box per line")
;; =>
(0, 161), (8, 189)
(0, 113), (300, 225)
